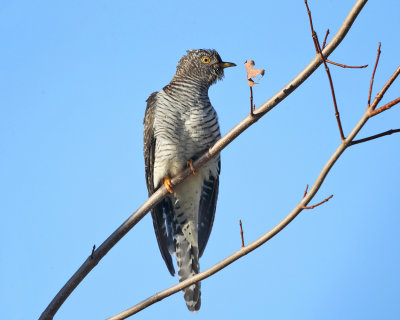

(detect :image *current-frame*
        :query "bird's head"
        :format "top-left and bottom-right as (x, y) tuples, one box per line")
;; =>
(175, 49), (236, 86)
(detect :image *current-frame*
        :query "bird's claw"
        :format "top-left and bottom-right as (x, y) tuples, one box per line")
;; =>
(163, 177), (174, 193)
(187, 159), (197, 176)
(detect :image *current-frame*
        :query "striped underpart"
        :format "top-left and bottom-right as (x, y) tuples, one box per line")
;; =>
(152, 74), (220, 311)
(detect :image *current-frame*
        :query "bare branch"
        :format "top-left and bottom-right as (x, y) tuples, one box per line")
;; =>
(350, 128), (400, 145)
(368, 42), (382, 107)
(303, 184), (333, 210)
(38, 1), (369, 319)
(304, 0), (346, 141)
(303, 195), (334, 210)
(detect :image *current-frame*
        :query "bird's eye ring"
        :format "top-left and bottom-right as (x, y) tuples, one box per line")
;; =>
(201, 56), (211, 64)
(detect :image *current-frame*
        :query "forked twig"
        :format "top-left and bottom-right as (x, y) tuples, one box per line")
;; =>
(304, 0), (346, 141)
(323, 29), (368, 69)
(303, 195), (334, 210)
(365, 43), (400, 118)
(370, 97), (400, 116)
(369, 66), (400, 112)
(303, 183), (333, 210)
(351, 46), (400, 147)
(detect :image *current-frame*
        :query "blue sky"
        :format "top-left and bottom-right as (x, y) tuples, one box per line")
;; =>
(1, 1), (399, 319)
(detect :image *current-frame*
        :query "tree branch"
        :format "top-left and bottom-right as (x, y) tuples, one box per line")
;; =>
(38, 1), (369, 319)
(350, 128), (400, 145)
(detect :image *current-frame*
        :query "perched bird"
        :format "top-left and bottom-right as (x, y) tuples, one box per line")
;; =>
(143, 49), (235, 311)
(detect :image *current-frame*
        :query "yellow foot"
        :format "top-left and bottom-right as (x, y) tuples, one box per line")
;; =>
(163, 177), (174, 193)
(186, 159), (197, 176)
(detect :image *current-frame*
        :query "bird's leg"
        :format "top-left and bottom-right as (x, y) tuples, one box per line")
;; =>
(162, 177), (174, 193)
(186, 159), (197, 176)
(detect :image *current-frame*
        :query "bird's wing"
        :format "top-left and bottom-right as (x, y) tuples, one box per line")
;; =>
(144, 92), (175, 276)
(198, 159), (220, 257)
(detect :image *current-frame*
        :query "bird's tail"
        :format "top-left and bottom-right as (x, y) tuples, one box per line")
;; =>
(175, 233), (201, 311)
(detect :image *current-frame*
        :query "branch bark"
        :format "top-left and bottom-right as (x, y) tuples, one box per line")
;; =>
(38, 1), (368, 319)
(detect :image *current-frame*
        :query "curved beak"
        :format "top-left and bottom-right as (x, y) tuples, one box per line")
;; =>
(219, 62), (236, 69)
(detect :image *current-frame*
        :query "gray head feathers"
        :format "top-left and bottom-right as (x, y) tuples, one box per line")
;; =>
(174, 49), (229, 86)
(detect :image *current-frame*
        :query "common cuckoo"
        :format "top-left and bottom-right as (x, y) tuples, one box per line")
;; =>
(143, 49), (235, 311)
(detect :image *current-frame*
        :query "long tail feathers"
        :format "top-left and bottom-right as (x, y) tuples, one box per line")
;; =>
(175, 234), (201, 311)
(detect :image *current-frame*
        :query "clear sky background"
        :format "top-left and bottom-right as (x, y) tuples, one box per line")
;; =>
(1, 1), (399, 319)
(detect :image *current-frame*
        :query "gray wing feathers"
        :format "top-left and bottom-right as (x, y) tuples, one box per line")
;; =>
(144, 92), (175, 276)
(198, 160), (220, 257)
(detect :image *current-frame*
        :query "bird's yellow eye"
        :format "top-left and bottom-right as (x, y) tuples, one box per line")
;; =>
(201, 56), (211, 64)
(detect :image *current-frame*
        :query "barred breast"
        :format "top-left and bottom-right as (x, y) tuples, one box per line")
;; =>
(152, 76), (221, 190)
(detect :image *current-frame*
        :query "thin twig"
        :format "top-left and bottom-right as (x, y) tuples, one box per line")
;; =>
(38, 2), (369, 319)
(304, 0), (317, 53)
(239, 220), (245, 247)
(303, 184), (309, 198)
(304, 0), (346, 141)
(90, 245), (96, 259)
(369, 66), (400, 111)
(326, 60), (368, 69)
(303, 195), (333, 210)
(368, 42), (382, 107)
(322, 29), (330, 49)
(250, 87), (255, 116)
(370, 97), (400, 116)
(322, 28), (367, 68)
(350, 128), (400, 145)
